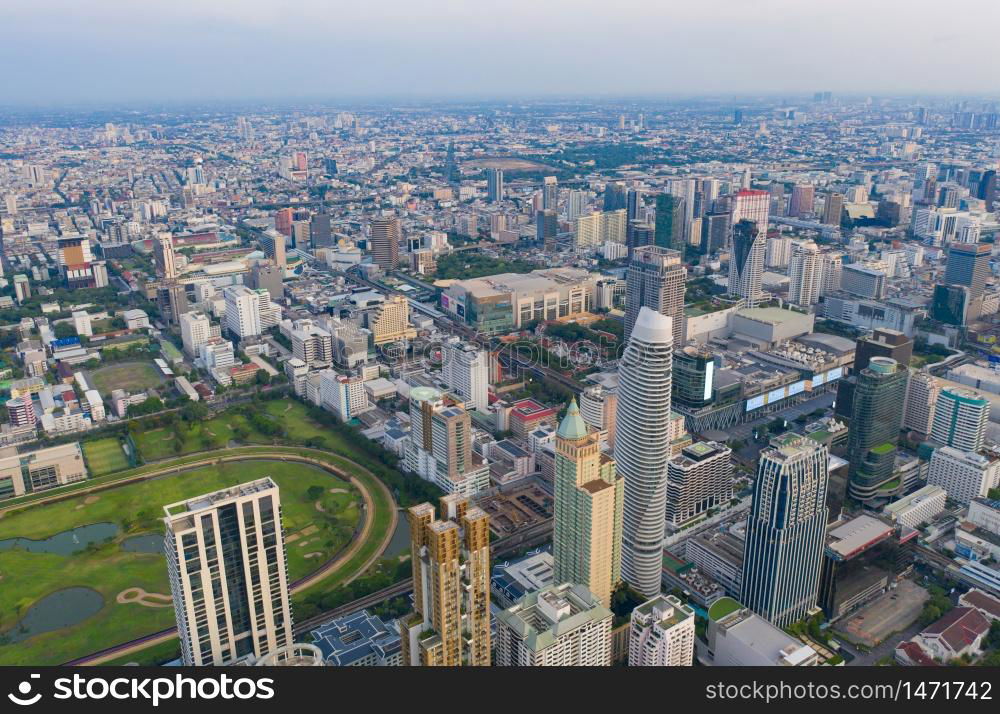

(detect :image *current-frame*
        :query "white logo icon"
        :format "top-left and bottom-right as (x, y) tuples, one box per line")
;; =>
(8, 674), (42, 706)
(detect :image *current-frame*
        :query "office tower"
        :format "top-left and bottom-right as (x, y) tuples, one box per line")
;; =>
(370, 216), (401, 270)
(624, 246), (686, 346)
(566, 190), (586, 221)
(442, 338), (489, 412)
(579, 384), (618, 446)
(553, 400), (624, 609)
(728, 220), (765, 306)
(927, 447), (1000, 506)
(764, 236), (792, 268)
(931, 284), (973, 326)
(626, 188), (643, 221)
(542, 176), (558, 210)
(369, 294), (413, 345)
(701, 212), (730, 254)
(729, 188), (769, 233)
(931, 387), (990, 453)
(788, 241), (821, 307)
(666, 441), (732, 528)
(840, 264), (887, 300)
(654, 194), (686, 251)
(855, 328), (913, 371)
(399, 496), (491, 666)
(180, 311), (213, 357)
(787, 184), (815, 218)
(248, 262), (284, 300)
(223, 285), (263, 340)
(494, 583), (612, 666)
(310, 213), (333, 249)
(536, 209), (558, 249)
(6, 397), (36, 427)
(945, 241), (991, 319)
(904, 371), (940, 439)
(615, 307), (674, 598)
(627, 221), (655, 254)
(290, 322), (334, 368)
(979, 170), (998, 209)
(487, 168), (504, 203)
(274, 207), (293, 237)
(741, 435), (828, 628)
(672, 345), (715, 410)
(628, 594), (696, 666)
(293, 152), (307, 172)
(164, 478), (293, 666)
(259, 231), (287, 268)
(156, 283), (190, 326)
(12, 274), (30, 304)
(604, 182), (626, 211)
(153, 234), (177, 279)
(846, 357), (908, 504)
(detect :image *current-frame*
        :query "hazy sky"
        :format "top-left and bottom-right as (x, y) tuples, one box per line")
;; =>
(3, 0), (999, 105)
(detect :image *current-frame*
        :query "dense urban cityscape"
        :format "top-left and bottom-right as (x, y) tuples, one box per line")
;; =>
(2, 8), (1000, 690)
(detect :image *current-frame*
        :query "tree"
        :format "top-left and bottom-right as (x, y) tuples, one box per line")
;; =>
(306, 485), (325, 502)
(53, 322), (77, 339)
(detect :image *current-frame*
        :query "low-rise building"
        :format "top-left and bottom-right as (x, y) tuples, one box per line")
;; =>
(0, 442), (88, 500)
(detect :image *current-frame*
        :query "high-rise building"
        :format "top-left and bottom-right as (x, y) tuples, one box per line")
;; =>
(672, 345), (715, 411)
(741, 435), (828, 628)
(566, 190), (587, 221)
(164, 478), (293, 666)
(274, 208), (293, 237)
(12, 274), (30, 304)
(729, 189), (770, 235)
(628, 594), (696, 666)
(701, 212), (730, 255)
(441, 337), (489, 412)
(247, 262), (284, 301)
(841, 263), (887, 300)
(788, 184), (816, 218)
(788, 240), (821, 307)
(310, 213), (333, 249)
(486, 168), (504, 203)
(945, 241), (991, 319)
(399, 496), (491, 666)
(728, 220), (765, 307)
(223, 285), (269, 340)
(846, 357), (908, 505)
(494, 583), (612, 666)
(626, 188), (643, 222)
(666, 441), (733, 528)
(764, 236), (792, 268)
(153, 234), (177, 279)
(259, 230), (287, 269)
(156, 283), (190, 326)
(370, 216), (401, 270)
(180, 311), (214, 357)
(536, 209), (558, 249)
(579, 384), (618, 447)
(855, 328), (913, 371)
(821, 192), (844, 226)
(604, 182), (626, 212)
(368, 294), (414, 345)
(654, 194), (686, 252)
(405, 388), (489, 497)
(904, 371), (940, 439)
(818, 252), (843, 296)
(624, 246), (686, 346)
(615, 307), (674, 598)
(542, 175), (558, 210)
(928, 447), (1000, 506)
(931, 387), (990, 453)
(553, 400), (624, 609)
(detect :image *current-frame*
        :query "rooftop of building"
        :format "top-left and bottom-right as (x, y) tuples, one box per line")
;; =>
(826, 514), (894, 560)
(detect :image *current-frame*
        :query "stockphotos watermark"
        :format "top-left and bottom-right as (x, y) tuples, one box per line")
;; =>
(6, 672), (275, 707)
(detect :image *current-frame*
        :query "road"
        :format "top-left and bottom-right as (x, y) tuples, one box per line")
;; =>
(58, 447), (397, 666)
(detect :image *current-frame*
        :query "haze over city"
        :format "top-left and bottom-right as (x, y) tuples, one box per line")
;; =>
(3, 0), (1000, 105)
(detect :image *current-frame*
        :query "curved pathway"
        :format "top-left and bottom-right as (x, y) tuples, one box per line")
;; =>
(3, 446), (398, 666)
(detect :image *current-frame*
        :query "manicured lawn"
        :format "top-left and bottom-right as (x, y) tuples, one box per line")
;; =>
(134, 400), (336, 462)
(88, 361), (164, 394)
(82, 437), (130, 476)
(0, 459), (361, 665)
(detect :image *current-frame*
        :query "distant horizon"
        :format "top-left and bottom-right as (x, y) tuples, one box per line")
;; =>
(3, 0), (999, 106)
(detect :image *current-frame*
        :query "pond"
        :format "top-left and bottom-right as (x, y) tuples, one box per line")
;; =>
(0, 522), (119, 555)
(2, 587), (105, 644)
(384, 514), (411, 557)
(120, 533), (163, 555)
